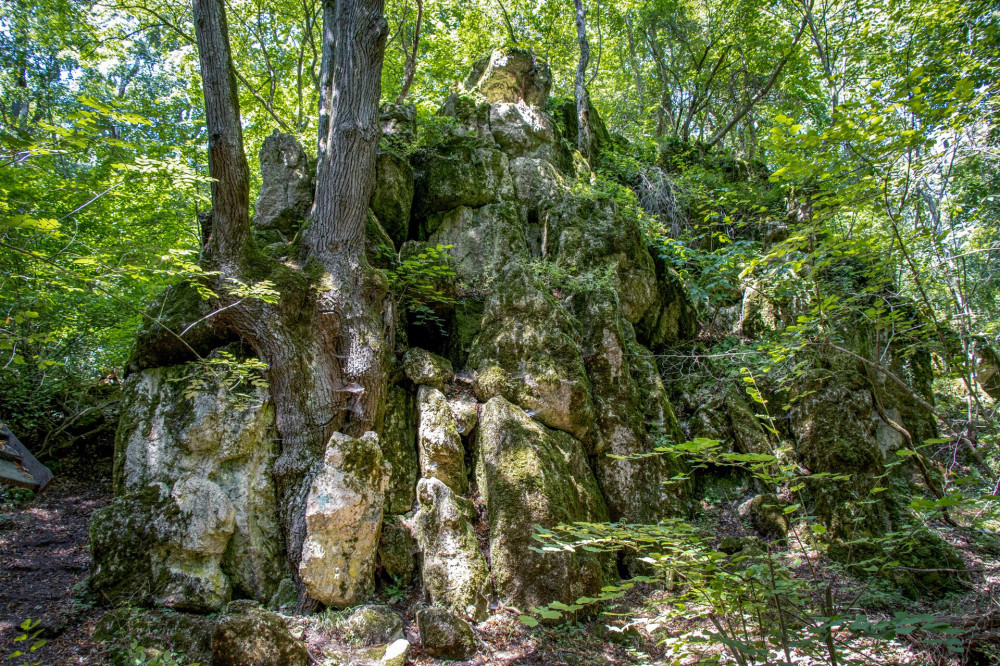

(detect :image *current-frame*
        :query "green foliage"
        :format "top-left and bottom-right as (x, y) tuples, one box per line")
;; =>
(122, 641), (199, 666)
(3, 619), (46, 666)
(385, 244), (457, 333)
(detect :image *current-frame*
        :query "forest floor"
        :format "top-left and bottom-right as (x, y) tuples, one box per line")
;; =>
(0, 457), (115, 665)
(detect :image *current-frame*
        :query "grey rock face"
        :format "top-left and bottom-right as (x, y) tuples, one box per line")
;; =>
(427, 203), (528, 285)
(371, 151), (414, 246)
(463, 48), (552, 107)
(253, 131), (314, 234)
(299, 431), (391, 608)
(91, 365), (287, 611)
(477, 397), (610, 610)
(416, 607), (477, 661)
(414, 477), (490, 621)
(403, 348), (454, 389)
(417, 387), (467, 494)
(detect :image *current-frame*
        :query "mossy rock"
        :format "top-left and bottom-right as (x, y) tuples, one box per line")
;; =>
(416, 607), (476, 661)
(126, 282), (238, 374)
(403, 348), (454, 389)
(412, 145), (511, 219)
(891, 530), (970, 599)
(212, 604), (308, 666)
(739, 494), (789, 543)
(92, 606), (217, 665)
(382, 387), (418, 515)
(469, 262), (595, 442)
(477, 396), (611, 610)
(343, 605), (405, 647)
(370, 151), (414, 246)
(378, 515), (416, 585)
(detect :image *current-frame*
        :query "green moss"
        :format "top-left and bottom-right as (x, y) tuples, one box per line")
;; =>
(92, 607), (218, 665)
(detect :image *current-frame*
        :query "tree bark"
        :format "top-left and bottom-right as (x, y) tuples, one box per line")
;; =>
(193, 0), (390, 608)
(574, 0), (594, 162)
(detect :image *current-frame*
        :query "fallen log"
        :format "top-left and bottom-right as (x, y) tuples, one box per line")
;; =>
(0, 424), (52, 492)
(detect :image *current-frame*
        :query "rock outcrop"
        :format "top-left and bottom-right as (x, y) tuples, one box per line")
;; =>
(91, 47), (956, 652)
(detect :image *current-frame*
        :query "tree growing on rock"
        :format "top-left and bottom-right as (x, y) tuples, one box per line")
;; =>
(191, 0), (390, 608)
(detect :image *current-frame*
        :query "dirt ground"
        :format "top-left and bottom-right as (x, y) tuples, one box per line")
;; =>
(0, 461), (115, 665)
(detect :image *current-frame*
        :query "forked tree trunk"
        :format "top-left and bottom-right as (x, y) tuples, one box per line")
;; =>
(192, 0), (389, 607)
(395, 0), (422, 104)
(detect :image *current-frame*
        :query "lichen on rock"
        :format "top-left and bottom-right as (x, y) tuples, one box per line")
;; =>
(414, 477), (490, 621)
(477, 396), (610, 610)
(298, 431), (390, 607)
(417, 386), (468, 494)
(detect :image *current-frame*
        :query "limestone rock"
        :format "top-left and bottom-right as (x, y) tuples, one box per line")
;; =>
(212, 604), (308, 666)
(351, 639), (412, 666)
(438, 93), (494, 140)
(469, 263), (595, 442)
(414, 477), (490, 621)
(448, 394), (479, 436)
(740, 281), (786, 338)
(638, 259), (698, 348)
(489, 101), (556, 158)
(380, 102), (416, 142)
(570, 288), (687, 522)
(413, 145), (512, 218)
(92, 607), (218, 665)
(739, 494), (789, 542)
(403, 348), (454, 389)
(416, 607), (476, 661)
(253, 131), (314, 234)
(463, 48), (552, 107)
(106, 364), (287, 606)
(127, 282), (237, 373)
(382, 386), (418, 514)
(343, 605), (405, 647)
(417, 387), (467, 494)
(509, 156), (566, 212)
(371, 151), (414, 246)
(366, 209), (396, 269)
(378, 515), (416, 585)
(427, 202), (529, 284)
(299, 431), (390, 607)
(155, 476), (235, 611)
(477, 397), (610, 609)
(547, 197), (660, 325)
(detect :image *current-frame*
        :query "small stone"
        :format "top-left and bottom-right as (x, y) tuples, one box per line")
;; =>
(403, 348), (454, 389)
(416, 607), (476, 661)
(381, 638), (411, 666)
(343, 605), (405, 647)
(212, 606), (308, 666)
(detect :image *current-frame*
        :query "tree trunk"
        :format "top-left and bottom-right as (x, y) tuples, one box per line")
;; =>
(193, 0), (389, 608)
(395, 0), (422, 104)
(573, 0), (594, 162)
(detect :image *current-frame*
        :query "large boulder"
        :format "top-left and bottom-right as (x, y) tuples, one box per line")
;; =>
(469, 263), (595, 443)
(462, 48), (552, 107)
(92, 364), (287, 610)
(414, 477), (490, 621)
(412, 145), (512, 219)
(403, 348), (454, 389)
(92, 607), (218, 665)
(253, 131), (314, 234)
(477, 397), (610, 610)
(299, 431), (391, 607)
(417, 387), (468, 494)
(212, 602), (308, 666)
(427, 202), (529, 285)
